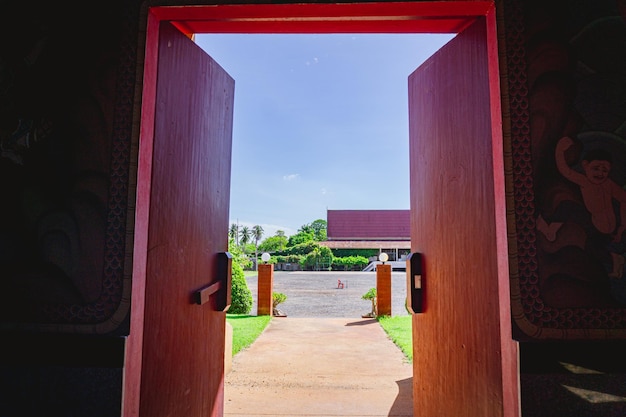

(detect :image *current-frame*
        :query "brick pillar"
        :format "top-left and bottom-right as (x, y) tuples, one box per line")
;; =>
(257, 263), (274, 316)
(376, 264), (392, 316)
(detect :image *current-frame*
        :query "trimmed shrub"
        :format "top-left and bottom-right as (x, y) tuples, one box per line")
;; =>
(229, 262), (253, 314)
(272, 292), (287, 308)
(362, 287), (377, 317)
(331, 255), (369, 271)
(332, 249), (378, 258)
(275, 254), (303, 264)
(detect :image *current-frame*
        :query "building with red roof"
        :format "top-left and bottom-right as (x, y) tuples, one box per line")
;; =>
(320, 209), (411, 265)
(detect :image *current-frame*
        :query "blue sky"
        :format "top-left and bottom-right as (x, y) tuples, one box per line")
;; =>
(196, 34), (454, 238)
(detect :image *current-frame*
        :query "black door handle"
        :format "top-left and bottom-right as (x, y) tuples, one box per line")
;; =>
(193, 252), (232, 311)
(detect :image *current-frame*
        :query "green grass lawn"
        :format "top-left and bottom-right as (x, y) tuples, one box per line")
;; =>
(226, 314), (271, 355)
(226, 313), (412, 362)
(227, 271), (262, 355)
(377, 315), (413, 362)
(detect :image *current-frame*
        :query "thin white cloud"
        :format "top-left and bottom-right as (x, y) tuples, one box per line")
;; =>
(230, 219), (296, 238)
(283, 174), (300, 181)
(321, 188), (327, 195)
(305, 57), (319, 66)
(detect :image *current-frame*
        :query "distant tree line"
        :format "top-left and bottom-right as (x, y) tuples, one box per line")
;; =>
(227, 219), (371, 271)
(227, 219), (374, 314)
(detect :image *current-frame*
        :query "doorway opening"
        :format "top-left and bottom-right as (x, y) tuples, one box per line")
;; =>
(134, 3), (515, 417)
(194, 33), (453, 319)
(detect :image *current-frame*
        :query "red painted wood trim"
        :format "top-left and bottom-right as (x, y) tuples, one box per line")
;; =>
(152, 2), (493, 20)
(484, 5), (520, 417)
(152, 1), (493, 34)
(175, 19), (471, 34)
(123, 8), (161, 417)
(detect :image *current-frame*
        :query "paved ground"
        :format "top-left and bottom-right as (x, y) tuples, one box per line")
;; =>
(244, 271), (410, 318)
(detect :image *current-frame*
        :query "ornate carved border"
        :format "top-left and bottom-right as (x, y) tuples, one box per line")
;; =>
(503, 0), (626, 340)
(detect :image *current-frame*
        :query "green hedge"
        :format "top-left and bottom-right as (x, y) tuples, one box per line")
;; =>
(331, 255), (369, 271)
(331, 249), (378, 258)
(229, 262), (253, 314)
(274, 254), (303, 263)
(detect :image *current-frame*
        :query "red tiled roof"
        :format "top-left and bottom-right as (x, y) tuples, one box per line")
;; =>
(327, 209), (410, 240)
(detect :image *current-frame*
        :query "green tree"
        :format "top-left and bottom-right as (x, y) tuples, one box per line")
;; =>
(287, 220), (327, 246)
(242, 243), (256, 257)
(239, 226), (251, 247)
(287, 230), (315, 246)
(259, 234), (288, 253)
(300, 245), (333, 270)
(252, 225), (264, 270)
(298, 224), (314, 234)
(283, 241), (320, 256)
(229, 223), (239, 242)
(229, 237), (251, 270)
(310, 219), (328, 241)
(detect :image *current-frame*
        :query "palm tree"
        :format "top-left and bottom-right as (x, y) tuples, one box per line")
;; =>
(252, 225), (264, 270)
(229, 223), (239, 243)
(239, 226), (251, 247)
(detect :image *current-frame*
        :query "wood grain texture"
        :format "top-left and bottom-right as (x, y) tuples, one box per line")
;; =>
(257, 264), (274, 316)
(138, 21), (234, 417)
(408, 13), (518, 417)
(150, 1), (494, 34)
(376, 264), (393, 316)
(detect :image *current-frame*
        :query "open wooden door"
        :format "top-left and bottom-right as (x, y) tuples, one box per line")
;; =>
(408, 11), (519, 417)
(134, 20), (234, 417)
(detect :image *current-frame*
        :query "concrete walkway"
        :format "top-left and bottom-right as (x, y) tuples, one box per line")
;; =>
(224, 317), (413, 417)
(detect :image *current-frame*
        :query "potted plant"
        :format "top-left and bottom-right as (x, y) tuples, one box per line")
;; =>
(361, 287), (377, 318)
(273, 292), (288, 317)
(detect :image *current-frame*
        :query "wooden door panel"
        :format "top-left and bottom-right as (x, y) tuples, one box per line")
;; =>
(139, 21), (234, 417)
(408, 13), (518, 417)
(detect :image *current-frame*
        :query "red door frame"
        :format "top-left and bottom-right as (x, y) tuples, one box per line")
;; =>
(149, 1), (492, 34)
(130, 2), (512, 417)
